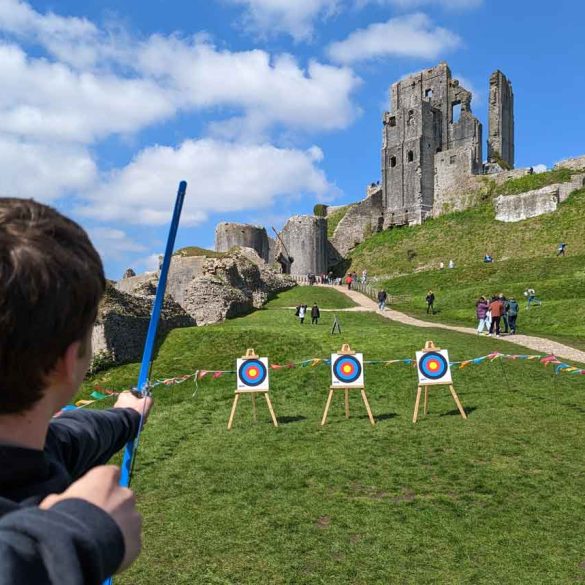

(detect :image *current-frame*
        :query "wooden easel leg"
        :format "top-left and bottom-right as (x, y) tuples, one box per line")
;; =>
(413, 386), (422, 423)
(360, 389), (376, 426)
(321, 389), (334, 426)
(344, 389), (350, 419)
(449, 385), (467, 420)
(252, 394), (257, 423)
(227, 393), (240, 430)
(424, 387), (429, 416)
(264, 393), (278, 427)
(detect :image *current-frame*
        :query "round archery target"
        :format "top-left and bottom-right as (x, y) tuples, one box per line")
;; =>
(331, 353), (364, 387)
(416, 350), (452, 385)
(238, 359), (268, 388)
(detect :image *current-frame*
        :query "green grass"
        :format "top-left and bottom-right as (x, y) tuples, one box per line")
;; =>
(349, 188), (585, 278)
(265, 286), (356, 309)
(378, 255), (585, 352)
(327, 205), (352, 237)
(493, 168), (575, 196)
(175, 246), (225, 258)
(81, 286), (585, 584)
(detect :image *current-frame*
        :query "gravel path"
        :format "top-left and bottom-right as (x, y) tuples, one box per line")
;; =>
(330, 286), (585, 364)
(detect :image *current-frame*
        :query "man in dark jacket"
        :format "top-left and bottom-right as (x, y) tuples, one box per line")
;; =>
(377, 289), (388, 311)
(426, 290), (435, 314)
(311, 303), (321, 325)
(0, 198), (150, 584)
(507, 297), (519, 334)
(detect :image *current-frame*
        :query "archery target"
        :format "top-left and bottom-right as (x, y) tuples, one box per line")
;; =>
(237, 357), (269, 391)
(416, 350), (452, 385)
(331, 353), (364, 387)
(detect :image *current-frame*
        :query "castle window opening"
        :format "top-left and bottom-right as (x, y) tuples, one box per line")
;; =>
(389, 116), (396, 127)
(452, 101), (462, 123)
(450, 155), (457, 164)
(425, 89), (433, 98)
(407, 150), (414, 163)
(390, 156), (397, 168)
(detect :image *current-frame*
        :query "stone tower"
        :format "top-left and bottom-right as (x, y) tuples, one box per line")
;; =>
(381, 62), (482, 225)
(488, 70), (514, 168)
(277, 216), (327, 276)
(215, 222), (270, 263)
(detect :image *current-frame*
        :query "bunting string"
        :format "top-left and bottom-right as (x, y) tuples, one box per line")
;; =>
(60, 352), (585, 414)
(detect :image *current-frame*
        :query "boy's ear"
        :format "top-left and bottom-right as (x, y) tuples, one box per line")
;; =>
(52, 340), (83, 385)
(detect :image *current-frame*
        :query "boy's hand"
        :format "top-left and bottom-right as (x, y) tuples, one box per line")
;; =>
(40, 465), (142, 572)
(113, 392), (153, 421)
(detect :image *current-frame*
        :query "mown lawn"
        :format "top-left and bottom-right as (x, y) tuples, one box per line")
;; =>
(377, 255), (585, 352)
(266, 285), (356, 309)
(82, 288), (585, 584)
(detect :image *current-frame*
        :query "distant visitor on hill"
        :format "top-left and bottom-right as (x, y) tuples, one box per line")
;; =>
(557, 242), (567, 257)
(361, 269), (368, 284)
(448, 259), (455, 269)
(488, 295), (504, 337)
(377, 289), (388, 311)
(298, 304), (307, 324)
(484, 254), (493, 263)
(507, 297), (519, 334)
(524, 288), (541, 308)
(476, 296), (490, 335)
(499, 294), (510, 334)
(426, 290), (435, 315)
(346, 275), (352, 290)
(311, 303), (320, 325)
(439, 261), (445, 270)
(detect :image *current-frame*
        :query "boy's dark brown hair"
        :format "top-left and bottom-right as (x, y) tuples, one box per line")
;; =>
(0, 198), (105, 414)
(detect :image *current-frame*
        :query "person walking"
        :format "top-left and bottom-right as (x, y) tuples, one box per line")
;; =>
(346, 274), (352, 290)
(426, 290), (435, 315)
(311, 303), (320, 325)
(448, 259), (455, 269)
(524, 288), (541, 308)
(557, 242), (567, 257)
(488, 295), (504, 337)
(298, 304), (306, 324)
(377, 289), (388, 311)
(475, 296), (490, 334)
(507, 297), (519, 334)
(499, 293), (509, 334)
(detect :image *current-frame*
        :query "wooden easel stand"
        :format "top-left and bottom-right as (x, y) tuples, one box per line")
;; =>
(321, 387), (375, 426)
(227, 389), (278, 430)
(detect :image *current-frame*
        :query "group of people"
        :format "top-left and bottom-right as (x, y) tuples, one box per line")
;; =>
(295, 303), (320, 325)
(475, 294), (520, 336)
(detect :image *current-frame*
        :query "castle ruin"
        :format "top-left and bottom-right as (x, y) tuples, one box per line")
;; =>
(381, 62), (514, 226)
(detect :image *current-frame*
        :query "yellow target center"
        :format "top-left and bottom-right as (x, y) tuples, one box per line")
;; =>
(429, 361), (439, 371)
(342, 364), (353, 374)
(249, 368), (258, 377)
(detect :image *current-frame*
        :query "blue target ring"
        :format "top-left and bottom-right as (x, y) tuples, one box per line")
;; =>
(238, 359), (267, 387)
(418, 352), (448, 380)
(333, 355), (362, 384)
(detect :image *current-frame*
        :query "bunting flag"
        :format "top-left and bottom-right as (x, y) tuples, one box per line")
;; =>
(60, 351), (585, 416)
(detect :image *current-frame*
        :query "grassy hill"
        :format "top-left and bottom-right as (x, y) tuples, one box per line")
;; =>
(346, 176), (585, 351)
(349, 186), (585, 277)
(81, 287), (585, 584)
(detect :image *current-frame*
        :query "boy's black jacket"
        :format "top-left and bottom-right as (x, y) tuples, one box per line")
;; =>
(0, 408), (141, 585)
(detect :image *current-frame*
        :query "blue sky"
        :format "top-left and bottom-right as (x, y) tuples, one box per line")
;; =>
(0, 0), (583, 278)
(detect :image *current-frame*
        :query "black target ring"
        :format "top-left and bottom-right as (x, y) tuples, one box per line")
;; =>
(238, 359), (268, 387)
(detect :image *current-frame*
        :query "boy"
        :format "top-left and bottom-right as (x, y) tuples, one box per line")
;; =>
(0, 198), (152, 584)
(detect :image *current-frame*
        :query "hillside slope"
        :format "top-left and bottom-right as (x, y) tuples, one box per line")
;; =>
(349, 187), (585, 277)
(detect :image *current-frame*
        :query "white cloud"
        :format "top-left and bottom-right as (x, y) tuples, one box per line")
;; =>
(87, 227), (146, 261)
(78, 139), (336, 225)
(0, 136), (96, 200)
(225, 0), (339, 41)
(327, 13), (460, 64)
(0, 42), (176, 143)
(355, 0), (482, 9)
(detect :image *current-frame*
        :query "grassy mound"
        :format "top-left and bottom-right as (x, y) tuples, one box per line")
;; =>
(81, 286), (585, 584)
(265, 286), (356, 309)
(349, 188), (585, 277)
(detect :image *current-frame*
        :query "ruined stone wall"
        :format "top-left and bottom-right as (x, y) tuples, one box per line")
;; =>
(494, 186), (559, 222)
(278, 215), (327, 275)
(330, 187), (384, 257)
(554, 155), (585, 172)
(215, 222), (270, 262)
(488, 71), (514, 168)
